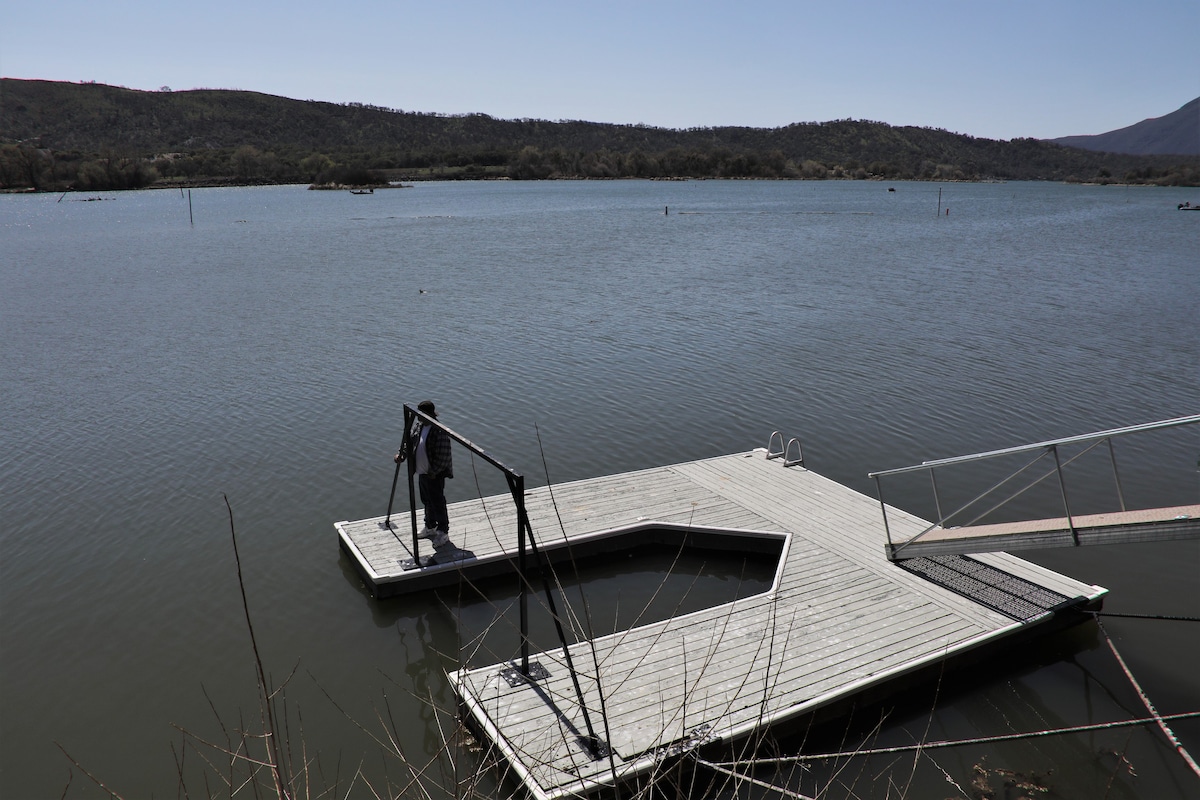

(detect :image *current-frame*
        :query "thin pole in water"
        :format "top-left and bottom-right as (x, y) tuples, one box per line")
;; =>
(188, 189), (194, 226)
(937, 187), (942, 217)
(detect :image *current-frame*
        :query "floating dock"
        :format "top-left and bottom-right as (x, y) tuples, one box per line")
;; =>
(336, 450), (1105, 800)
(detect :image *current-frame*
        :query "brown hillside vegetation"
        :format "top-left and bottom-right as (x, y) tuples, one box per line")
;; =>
(2, 79), (1197, 191)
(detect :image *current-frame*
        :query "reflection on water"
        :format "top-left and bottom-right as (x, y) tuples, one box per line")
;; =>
(2, 180), (1197, 799)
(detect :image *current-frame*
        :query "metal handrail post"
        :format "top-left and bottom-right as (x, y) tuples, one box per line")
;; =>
(382, 406), (414, 534)
(407, 455), (420, 562)
(929, 467), (944, 525)
(873, 475), (893, 548)
(524, 525), (604, 757)
(510, 474), (530, 676)
(1050, 445), (1079, 545)
(403, 405), (421, 561)
(383, 460), (402, 530)
(1107, 438), (1127, 511)
(503, 472), (606, 756)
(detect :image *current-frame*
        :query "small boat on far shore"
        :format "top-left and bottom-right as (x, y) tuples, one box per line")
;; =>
(1179, 201), (1198, 210)
(350, 188), (374, 195)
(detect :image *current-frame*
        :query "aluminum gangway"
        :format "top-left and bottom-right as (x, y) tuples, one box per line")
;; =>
(870, 415), (1200, 561)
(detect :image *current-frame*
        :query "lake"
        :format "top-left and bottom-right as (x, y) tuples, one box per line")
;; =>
(1, 179), (1197, 799)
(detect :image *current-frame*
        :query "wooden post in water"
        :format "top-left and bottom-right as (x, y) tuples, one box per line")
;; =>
(937, 187), (942, 217)
(188, 189), (194, 226)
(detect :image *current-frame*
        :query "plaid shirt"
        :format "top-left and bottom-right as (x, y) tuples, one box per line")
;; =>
(413, 421), (453, 479)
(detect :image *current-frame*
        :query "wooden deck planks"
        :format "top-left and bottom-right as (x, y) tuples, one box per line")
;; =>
(339, 450), (1105, 800)
(673, 458), (1023, 632)
(457, 596), (988, 792)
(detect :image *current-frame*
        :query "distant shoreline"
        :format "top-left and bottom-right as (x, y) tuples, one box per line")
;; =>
(8, 176), (1195, 195)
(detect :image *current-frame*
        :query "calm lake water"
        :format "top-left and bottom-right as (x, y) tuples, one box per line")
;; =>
(2, 180), (1197, 799)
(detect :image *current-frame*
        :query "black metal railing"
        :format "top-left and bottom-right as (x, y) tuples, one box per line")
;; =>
(381, 403), (608, 758)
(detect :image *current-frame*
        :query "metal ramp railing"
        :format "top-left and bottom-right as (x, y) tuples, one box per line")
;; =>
(869, 415), (1200, 561)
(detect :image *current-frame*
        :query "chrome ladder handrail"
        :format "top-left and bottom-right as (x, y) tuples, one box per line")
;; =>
(767, 431), (805, 467)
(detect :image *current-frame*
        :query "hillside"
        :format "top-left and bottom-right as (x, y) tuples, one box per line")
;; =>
(1049, 98), (1199, 156)
(2, 79), (1197, 190)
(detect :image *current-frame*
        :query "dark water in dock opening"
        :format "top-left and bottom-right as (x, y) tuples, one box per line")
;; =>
(2, 180), (1197, 799)
(428, 543), (779, 671)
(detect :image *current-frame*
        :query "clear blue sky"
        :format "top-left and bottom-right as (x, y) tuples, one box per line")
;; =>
(3, 0), (1196, 141)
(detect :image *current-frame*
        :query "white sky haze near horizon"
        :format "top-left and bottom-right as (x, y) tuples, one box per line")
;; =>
(2, 0), (1197, 141)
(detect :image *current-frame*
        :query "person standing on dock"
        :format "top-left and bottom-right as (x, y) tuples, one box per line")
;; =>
(395, 400), (454, 545)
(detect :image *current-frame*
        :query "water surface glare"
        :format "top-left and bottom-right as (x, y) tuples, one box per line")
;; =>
(2, 180), (1198, 799)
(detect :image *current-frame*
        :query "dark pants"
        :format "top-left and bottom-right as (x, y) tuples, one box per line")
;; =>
(419, 473), (449, 532)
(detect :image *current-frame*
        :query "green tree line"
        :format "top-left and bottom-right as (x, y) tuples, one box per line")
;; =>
(2, 79), (1197, 191)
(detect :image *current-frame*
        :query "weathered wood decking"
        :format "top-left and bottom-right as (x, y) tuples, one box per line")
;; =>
(336, 450), (1105, 800)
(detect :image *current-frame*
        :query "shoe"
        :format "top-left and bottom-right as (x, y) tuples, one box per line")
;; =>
(417, 526), (439, 539)
(431, 530), (450, 548)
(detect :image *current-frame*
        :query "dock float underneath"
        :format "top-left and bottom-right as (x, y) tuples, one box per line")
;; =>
(336, 450), (1105, 799)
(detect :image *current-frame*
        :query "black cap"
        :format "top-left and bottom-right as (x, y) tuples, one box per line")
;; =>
(417, 400), (436, 417)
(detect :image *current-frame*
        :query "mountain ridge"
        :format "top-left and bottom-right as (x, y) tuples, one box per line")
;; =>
(1048, 98), (1199, 156)
(2, 79), (1197, 190)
